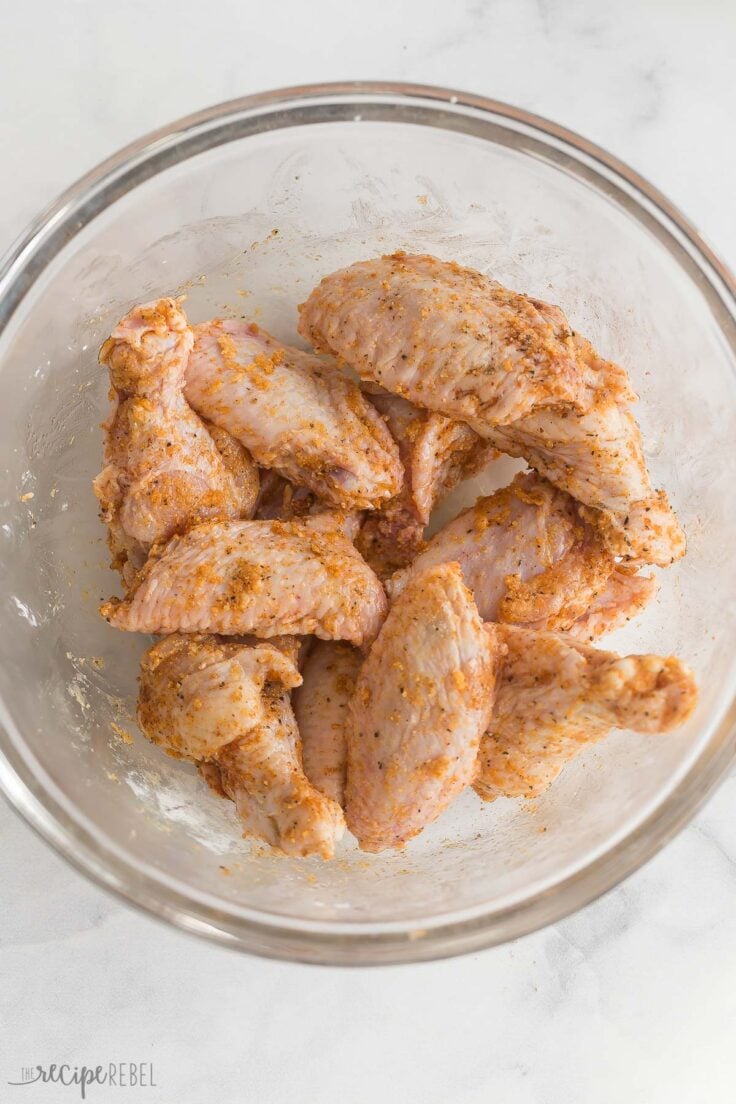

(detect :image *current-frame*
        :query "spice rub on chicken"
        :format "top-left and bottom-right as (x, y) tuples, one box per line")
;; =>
(94, 298), (258, 584)
(138, 634), (344, 859)
(474, 626), (697, 801)
(299, 252), (684, 567)
(346, 563), (501, 852)
(185, 320), (402, 511)
(101, 516), (387, 646)
(388, 472), (655, 638)
(93, 253), (697, 861)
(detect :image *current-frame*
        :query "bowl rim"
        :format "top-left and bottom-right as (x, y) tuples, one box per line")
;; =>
(1, 80), (735, 966)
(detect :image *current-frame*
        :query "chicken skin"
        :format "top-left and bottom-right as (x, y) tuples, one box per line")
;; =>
(293, 641), (363, 805)
(184, 320), (402, 511)
(213, 689), (345, 859)
(346, 563), (501, 852)
(489, 402), (684, 568)
(94, 299), (257, 583)
(474, 625), (698, 801)
(137, 634), (344, 859)
(137, 633), (302, 760)
(388, 473), (649, 637)
(300, 253), (590, 423)
(357, 385), (493, 576)
(566, 568), (658, 643)
(298, 253), (684, 567)
(203, 420), (260, 518)
(102, 516), (387, 645)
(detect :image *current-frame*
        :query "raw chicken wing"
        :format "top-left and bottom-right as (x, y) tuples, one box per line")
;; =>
(293, 641), (362, 805)
(299, 253), (590, 424)
(299, 253), (684, 567)
(94, 299), (257, 582)
(185, 320), (402, 510)
(214, 688), (345, 859)
(137, 634), (343, 858)
(346, 562), (501, 852)
(388, 473), (646, 636)
(137, 633), (302, 760)
(474, 625), (698, 800)
(489, 398), (684, 567)
(102, 516), (387, 645)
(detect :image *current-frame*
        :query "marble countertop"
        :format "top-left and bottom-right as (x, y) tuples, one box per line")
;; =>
(2, 1), (735, 1101)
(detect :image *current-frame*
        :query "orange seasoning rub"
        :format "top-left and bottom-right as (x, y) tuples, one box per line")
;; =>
(184, 320), (402, 510)
(102, 518), (387, 646)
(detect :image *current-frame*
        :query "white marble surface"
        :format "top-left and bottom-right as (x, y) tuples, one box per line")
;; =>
(2, 1), (736, 1101)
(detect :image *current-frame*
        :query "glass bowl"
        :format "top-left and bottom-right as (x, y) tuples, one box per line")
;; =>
(1, 82), (735, 966)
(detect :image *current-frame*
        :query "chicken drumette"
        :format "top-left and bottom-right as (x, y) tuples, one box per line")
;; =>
(138, 634), (344, 859)
(474, 625), (697, 801)
(94, 299), (258, 584)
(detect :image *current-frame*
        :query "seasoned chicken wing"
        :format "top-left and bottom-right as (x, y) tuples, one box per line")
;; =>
(474, 625), (698, 801)
(102, 516), (387, 645)
(137, 634), (343, 858)
(299, 253), (684, 567)
(489, 399), (684, 567)
(214, 689), (345, 859)
(293, 641), (362, 805)
(300, 253), (590, 423)
(93, 299), (256, 583)
(388, 473), (651, 637)
(357, 385), (493, 576)
(346, 563), (501, 852)
(184, 320), (402, 510)
(138, 633), (302, 761)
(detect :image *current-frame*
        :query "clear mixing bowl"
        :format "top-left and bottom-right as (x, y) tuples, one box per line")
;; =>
(1, 82), (735, 965)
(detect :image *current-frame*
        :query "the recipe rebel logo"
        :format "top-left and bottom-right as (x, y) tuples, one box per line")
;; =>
(7, 1063), (157, 1098)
